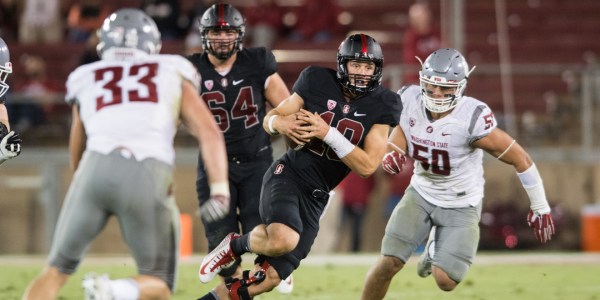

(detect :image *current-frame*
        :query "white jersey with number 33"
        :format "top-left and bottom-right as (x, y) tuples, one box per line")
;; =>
(66, 52), (200, 166)
(399, 85), (497, 208)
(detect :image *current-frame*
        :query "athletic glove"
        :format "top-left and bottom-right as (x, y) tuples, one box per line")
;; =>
(200, 194), (230, 223)
(382, 150), (406, 175)
(0, 130), (22, 165)
(527, 209), (555, 243)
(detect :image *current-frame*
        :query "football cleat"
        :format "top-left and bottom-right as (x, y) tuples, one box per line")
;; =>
(82, 273), (114, 300)
(275, 274), (294, 294)
(417, 227), (436, 278)
(198, 232), (241, 283)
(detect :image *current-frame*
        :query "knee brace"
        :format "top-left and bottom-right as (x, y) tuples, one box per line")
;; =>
(225, 261), (271, 300)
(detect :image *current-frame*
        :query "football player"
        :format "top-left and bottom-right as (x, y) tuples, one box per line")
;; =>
(196, 33), (402, 300)
(186, 3), (292, 292)
(361, 48), (555, 299)
(22, 9), (229, 300)
(0, 37), (22, 165)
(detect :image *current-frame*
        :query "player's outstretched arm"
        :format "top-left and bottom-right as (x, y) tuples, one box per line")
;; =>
(381, 125), (408, 175)
(473, 128), (555, 243)
(0, 105), (22, 166)
(264, 72), (290, 108)
(181, 80), (230, 222)
(0, 103), (9, 129)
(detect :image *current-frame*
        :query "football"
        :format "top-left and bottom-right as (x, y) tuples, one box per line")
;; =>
(285, 136), (307, 151)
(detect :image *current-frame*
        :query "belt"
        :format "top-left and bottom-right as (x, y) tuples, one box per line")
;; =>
(311, 189), (330, 202)
(228, 149), (271, 163)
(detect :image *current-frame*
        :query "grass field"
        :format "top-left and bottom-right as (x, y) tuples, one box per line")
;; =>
(2, 252), (600, 300)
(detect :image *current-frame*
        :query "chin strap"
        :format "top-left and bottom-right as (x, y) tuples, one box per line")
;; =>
(225, 260), (270, 300)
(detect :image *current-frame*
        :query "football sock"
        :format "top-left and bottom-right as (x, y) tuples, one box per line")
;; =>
(109, 278), (139, 300)
(231, 234), (250, 256)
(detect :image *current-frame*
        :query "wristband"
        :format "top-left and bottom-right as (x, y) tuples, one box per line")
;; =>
(323, 127), (355, 158)
(210, 181), (230, 197)
(267, 115), (279, 136)
(517, 163), (550, 214)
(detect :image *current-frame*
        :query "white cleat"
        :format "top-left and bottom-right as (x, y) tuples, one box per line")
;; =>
(276, 274), (294, 294)
(417, 226), (436, 278)
(82, 273), (114, 300)
(198, 232), (240, 283)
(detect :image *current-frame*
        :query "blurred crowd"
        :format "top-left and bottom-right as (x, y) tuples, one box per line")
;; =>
(0, 0), (349, 141)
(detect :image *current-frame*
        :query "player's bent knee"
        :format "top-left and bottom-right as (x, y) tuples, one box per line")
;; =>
(265, 226), (299, 256)
(268, 238), (297, 256)
(436, 280), (458, 292)
(432, 269), (458, 292)
(379, 255), (405, 276)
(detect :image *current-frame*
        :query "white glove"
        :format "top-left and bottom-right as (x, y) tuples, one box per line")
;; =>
(199, 194), (230, 223)
(0, 131), (21, 165)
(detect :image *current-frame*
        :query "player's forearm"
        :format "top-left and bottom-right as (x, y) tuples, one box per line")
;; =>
(341, 148), (380, 178)
(0, 104), (9, 130)
(68, 107), (86, 171)
(199, 128), (228, 184)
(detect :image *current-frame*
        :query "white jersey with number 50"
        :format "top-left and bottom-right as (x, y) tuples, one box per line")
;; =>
(66, 52), (200, 166)
(398, 85), (497, 208)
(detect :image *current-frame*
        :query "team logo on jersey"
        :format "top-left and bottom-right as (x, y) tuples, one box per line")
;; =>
(221, 78), (228, 88)
(409, 117), (416, 127)
(426, 126), (433, 133)
(204, 80), (214, 90)
(327, 100), (337, 110)
(274, 164), (284, 174)
(343, 105), (350, 114)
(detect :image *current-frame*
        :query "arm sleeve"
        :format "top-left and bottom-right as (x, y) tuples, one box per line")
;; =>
(173, 56), (202, 90)
(292, 66), (314, 99)
(263, 48), (278, 77)
(467, 104), (497, 145)
(65, 66), (86, 105)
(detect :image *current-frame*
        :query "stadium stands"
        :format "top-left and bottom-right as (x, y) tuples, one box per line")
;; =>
(5, 0), (598, 145)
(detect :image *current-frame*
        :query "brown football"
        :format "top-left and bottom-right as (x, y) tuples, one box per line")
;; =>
(284, 136), (307, 151)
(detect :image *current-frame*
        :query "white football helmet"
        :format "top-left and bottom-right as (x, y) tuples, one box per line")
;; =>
(417, 48), (476, 113)
(0, 37), (12, 98)
(96, 8), (162, 59)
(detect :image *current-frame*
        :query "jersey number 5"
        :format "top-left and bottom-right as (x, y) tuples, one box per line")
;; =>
(95, 63), (159, 111)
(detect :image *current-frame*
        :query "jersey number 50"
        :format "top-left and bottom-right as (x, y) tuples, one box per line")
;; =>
(412, 143), (451, 175)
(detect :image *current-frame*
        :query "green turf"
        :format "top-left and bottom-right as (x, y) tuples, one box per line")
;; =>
(3, 255), (600, 300)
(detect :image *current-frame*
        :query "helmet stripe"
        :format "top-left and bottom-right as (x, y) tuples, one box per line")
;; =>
(360, 34), (368, 54)
(216, 4), (228, 26)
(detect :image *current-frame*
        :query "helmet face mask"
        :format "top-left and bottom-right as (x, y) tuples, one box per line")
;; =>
(0, 38), (12, 98)
(337, 34), (384, 98)
(418, 48), (475, 113)
(199, 4), (245, 60)
(96, 8), (162, 59)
